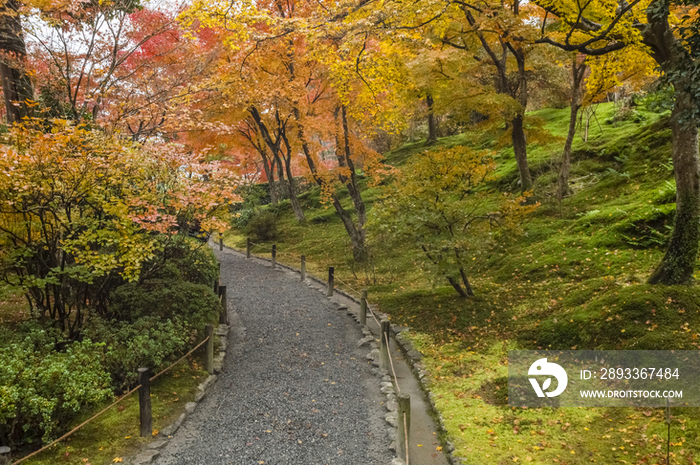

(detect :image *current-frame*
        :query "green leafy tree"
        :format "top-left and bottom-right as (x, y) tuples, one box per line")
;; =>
(370, 147), (538, 297)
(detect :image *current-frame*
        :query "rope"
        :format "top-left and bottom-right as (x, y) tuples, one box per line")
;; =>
(404, 412), (410, 465)
(12, 335), (211, 464)
(12, 384), (143, 464)
(149, 335), (210, 383)
(384, 331), (400, 397)
(333, 275), (361, 296)
(367, 305), (381, 327)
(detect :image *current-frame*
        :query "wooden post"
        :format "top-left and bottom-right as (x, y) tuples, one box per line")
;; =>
(219, 233), (223, 251)
(246, 237), (251, 259)
(138, 368), (152, 438)
(360, 289), (368, 326)
(271, 244), (276, 269)
(327, 266), (334, 297)
(205, 324), (214, 374)
(397, 394), (411, 461)
(218, 286), (228, 325)
(300, 255), (306, 281)
(0, 447), (11, 465)
(380, 319), (390, 371)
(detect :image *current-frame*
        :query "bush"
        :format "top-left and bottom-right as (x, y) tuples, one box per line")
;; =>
(246, 210), (278, 241)
(84, 315), (193, 390)
(108, 280), (220, 330)
(158, 235), (219, 286)
(0, 334), (112, 446)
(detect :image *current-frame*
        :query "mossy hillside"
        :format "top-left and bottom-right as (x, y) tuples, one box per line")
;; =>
(224, 101), (700, 464)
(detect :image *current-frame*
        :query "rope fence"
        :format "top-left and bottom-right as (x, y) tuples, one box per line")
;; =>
(237, 239), (411, 463)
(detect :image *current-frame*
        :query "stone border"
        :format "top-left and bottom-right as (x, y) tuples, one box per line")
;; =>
(127, 323), (230, 465)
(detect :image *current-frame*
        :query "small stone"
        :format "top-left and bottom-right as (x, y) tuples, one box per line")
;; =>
(198, 375), (217, 392)
(406, 349), (423, 360)
(386, 401), (398, 412)
(194, 390), (205, 402)
(381, 375), (392, 382)
(381, 385), (395, 395)
(185, 402), (197, 414)
(386, 393), (397, 403)
(380, 381), (393, 389)
(385, 411), (398, 427)
(366, 349), (379, 360)
(133, 450), (160, 465)
(147, 439), (169, 450)
(391, 459), (406, 465)
(369, 342), (379, 350)
(389, 441), (397, 452)
(337, 306), (348, 311)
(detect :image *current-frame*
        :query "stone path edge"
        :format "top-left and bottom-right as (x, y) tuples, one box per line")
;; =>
(228, 242), (468, 465)
(124, 322), (231, 465)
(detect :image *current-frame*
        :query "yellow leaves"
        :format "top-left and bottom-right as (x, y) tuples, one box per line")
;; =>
(112, 459), (123, 463)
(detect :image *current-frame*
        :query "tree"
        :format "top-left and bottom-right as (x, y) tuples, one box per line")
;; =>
(557, 54), (587, 201)
(371, 146), (537, 297)
(532, 0), (698, 284)
(0, 120), (238, 338)
(0, 0), (33, 123)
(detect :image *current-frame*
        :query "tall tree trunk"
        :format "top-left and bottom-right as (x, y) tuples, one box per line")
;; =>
(426, 93), (438, 145)
(295, 105), (367, 261)
(0, 0), (32, 124)
(648, 86), (700, 284)
(259, 143), (279, 205)
(280, 131), (306, 222)
(336, 106), (367, 261)
(511, 47), (533, 192)
(557, 58), (586, 201)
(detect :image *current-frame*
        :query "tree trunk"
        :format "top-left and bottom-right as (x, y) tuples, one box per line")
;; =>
(459, 268), (475, 296)
(648, 87), (700, 285)
(556, 104), (578, 201)
(557, 59), (586, 201)
(0, 0), (32, 124)
(426, 94), (438, 145)
(446, 276), (469, 298)
(260, 145), (279, 205)
(511, 114), (533, 191)
(295, 105), (367, 261)
(280, 131), (306, 222)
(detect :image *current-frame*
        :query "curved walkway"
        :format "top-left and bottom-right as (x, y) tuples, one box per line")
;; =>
(153, 246), (392, 465)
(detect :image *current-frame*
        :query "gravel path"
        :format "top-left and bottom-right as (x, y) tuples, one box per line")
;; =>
(153, 247), (392, 465)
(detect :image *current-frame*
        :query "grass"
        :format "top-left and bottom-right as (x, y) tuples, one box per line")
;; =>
(225, 100), (700, 464)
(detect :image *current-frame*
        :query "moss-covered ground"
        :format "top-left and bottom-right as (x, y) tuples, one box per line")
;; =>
(225, 102), (700, 464)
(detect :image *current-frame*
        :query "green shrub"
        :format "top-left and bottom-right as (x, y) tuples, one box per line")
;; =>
(246, 210), (278, 241)
(0, 334), (112, 446)
(108, 280), (220, 330)
(158, 236), (219, 286)
(84, 315), (193, 390)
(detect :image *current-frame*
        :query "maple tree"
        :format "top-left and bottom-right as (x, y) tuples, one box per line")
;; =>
(0, 120), (238, 338)
(371, 146), (538, 297)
